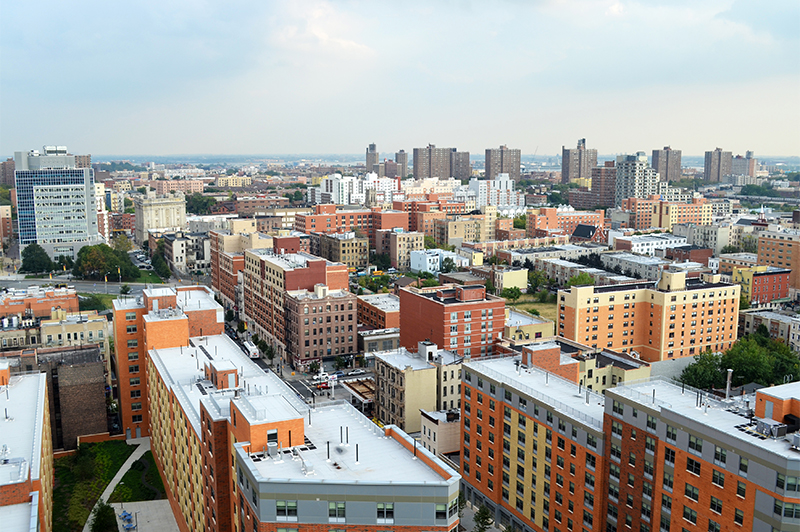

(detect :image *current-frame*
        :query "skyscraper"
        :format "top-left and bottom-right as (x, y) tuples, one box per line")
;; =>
(485, 145), (521, 180)
(651, 146), (682, 182)
(366, 143), (379, 171)
(395, 149), (408, 178)
(413, 144), (452, 179)
(14, 146), (101, 259)
(732, 151), (757, 177)
(614, 152), (659, 207)
(704, 147), (732, 182)
(450, 150), (471, 180)
(0, 157), (15, 186)
(561, 138), (597, 183)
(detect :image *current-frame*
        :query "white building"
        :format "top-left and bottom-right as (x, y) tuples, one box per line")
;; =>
(612, 233), (687, 256)
(409, 249), (469, 274)
(614, 152), (660, 207)
(467, 173), (526, 217)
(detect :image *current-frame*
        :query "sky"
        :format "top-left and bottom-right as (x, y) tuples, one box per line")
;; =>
(1, 0), (798, 158)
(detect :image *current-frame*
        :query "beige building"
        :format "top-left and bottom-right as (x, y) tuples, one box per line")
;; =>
(390, 230), (424, 270)
(316, 232), (369, 269)
(40, 309), (110, 359)
(420, 410), (461, 455)
(469, 265), (528, 293)
(433, 211), (495, 248)
(215, 175), (253, 188)
(151, 179), (205, 195)
(503, 308), (554, 345)
(133, 189), (187, 244)
(374, 341), (462, 433)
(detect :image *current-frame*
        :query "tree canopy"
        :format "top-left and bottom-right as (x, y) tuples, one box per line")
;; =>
(513, 215), (526, 229)
(72, 244), (140, 281)
(21, 243), (54, 273)
(441, 257), (456, 274)
(566, 272), (595, 287)
(186, 192), (217, 214)
(501, 286), (522, 303)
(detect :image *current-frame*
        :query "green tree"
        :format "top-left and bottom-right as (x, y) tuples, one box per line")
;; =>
(566, 272), (595, 287)
(309, 361), (320, 374)
(21, 243), (54, 273)
(679, 351), (724, 389)
(721, 337), (775, 386)
(80, 294), (109, 312)
(120, 284), (131, 295)
(441, 257), (457, 273)
(424, 236), (437, 249)
(237, 321), (246, 333)
(56, 254), (74, 271)
(111, 234), (133, 253)
(90, 499), (117, 532)
(720, 245), (740, 254)
(528, 269), (549, 292)
(334, 356), (348, 370)
(73, 244), (140, 280)
(739, 295), (750, 310)
(124, 197), (133, 207)
(741, 235), (758, 254)
(265, 344), (275, 365)
(485, 278), (496, 295)
(372, 253), (392, 271)
(137, 187), (147, 194)
(501, 286), (522, 303)
(186, 192), (218, 215)
(473, 505), (493, 532)
(513, 215), (526, 229)
(151, 253), (172, 279)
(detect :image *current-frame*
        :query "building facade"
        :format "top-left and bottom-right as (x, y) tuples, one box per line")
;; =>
(704, 147), (733, 182)
(757, 230), (800, 290)
(732, 265), (790, 305)
(132, 189), (187, 244)
(614, 152), (660, 207)
(561, 138), (597, 183)
(651, 146), (682, 182)
(486, 145), (521, 180)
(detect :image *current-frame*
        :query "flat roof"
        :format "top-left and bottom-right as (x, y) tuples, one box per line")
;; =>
(506, 309), (549, 327)
(609, 379), (800, 459)
(357, 293), (400, 312)
(465, 356), (605, 430)
(247, 249), (343, 270)
(245, 402), (451, 483)
(742, 310), (799, 324)
(603, 252), (668, 266)
(0, 373), (46, 488)
(758, 381), (800, 401)
(373, 348), (437, 371)
(719, 252), (758, 261)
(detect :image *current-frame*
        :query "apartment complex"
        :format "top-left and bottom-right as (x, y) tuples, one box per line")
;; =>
(145, 332), (460, 532)
(374, 341), (462, 432)
(612, 233), (687, 256)
(214, 175), (252, 188)
(651, 146), (682, 182)
(619, 196), (712, 231)
(14, 146), (102, 259)
(732, 265), (791, 305)
(0, 286), (79, 318)
(385, 229), (424, 270)
(294, 204), (408, 248)
(704, 147), (732, 182)
(614, 152), (660, 207)
(757, 230), (800, 290)
(413, 144), (463, 179)
(132, 189), (187, 244)
(357, 293), (400, 330)
(557, 271), (740, 362)
(663, 245), (713, 267)
(399, 284), (505, 357)
(111, 286), (224, 439)
(209, 227), (273, 311)
(39, 308), (110, 356)
(718, 252), (758, 274)
(486, 145), (521, 180)
(526, 207), (604, 238)
(561, 138), (597, 183)
(0, 364), (53, 532)
(151, 179), (204, 195)
(242, 250), (348, 359)
(313, 231), (369, 269)
(284, 284), (357, 369)
(568, 161), (617, 210)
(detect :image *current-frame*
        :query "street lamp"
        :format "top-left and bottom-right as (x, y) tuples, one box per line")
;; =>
(135, 511), (139, 530)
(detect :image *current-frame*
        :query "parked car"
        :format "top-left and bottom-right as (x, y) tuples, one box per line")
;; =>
(347, 369), (366, 376)
(332, 371), (345, 378)
(311, 372), (330, 383)
(316, 382), (330, 390)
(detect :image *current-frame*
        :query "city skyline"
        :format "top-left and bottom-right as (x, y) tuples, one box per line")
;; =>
(1, 1), (798, 157)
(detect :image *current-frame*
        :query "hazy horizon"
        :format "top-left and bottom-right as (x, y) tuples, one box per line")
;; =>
(2, 1), (798, 157)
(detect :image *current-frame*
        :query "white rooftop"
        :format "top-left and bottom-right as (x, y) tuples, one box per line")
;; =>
(374, 348), (439, 371)
(465, 355), (605, 429)
(605, 252), (668, 266)
(358, 293), (400, 312)
(0, 373), (46, 488)
(0, 501), (36, 532)
(506, 309), (548, 327)
(246, 402), (450, 483)
(758, 381), (800, 401)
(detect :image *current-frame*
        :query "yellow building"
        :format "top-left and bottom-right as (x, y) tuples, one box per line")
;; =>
(503, 308), (555, 345)
(215, 175), (253, 188)
(456, 247), (483, 266)
(732, 264), (791, 305)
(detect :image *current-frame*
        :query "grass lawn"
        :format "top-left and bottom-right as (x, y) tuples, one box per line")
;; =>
(108, 451), (166, 503)
(78, 292), (117, 311)
(507, 292), (559, 323)
(53, 441), (137, 532)
(136, 270), (163, 284)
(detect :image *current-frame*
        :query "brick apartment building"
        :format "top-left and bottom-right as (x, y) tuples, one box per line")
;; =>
(357, 293), (400, 330)
(567, 161), (617, 210)
(234, 195), (290, 215)
(399, 284), (505, 358)
(557, 271), (740, 362)
(284, 284), (358, 369)
(526, 207), (604, 239)
(310, 231), (369, 269)
(151, 179), (205, 195)
(392, 197), (468, 232)
(0, 286), (79, 318)
(757, 230), (800, 290)
(375, 229), (425, 270)
(209, 228), (273, 312)
(732, 265), (791, 305)
(663, 245), (713, 267)
(294, 204), (408, 248)
(620, 196), (711, 231)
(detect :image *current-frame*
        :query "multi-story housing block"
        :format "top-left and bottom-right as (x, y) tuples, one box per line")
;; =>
(0, 363), (53, 532)
(732, 265), (790, 305)
(413, 144), (455, 179)
(619, 196), (711, 231)
(498, 243), (608, 266)
(739, 310), (797, 345)
(132, 189), (186, 244)
(284, 284), (357, 369)
(387, 229), (424, 270)
(151, 179), (205, 195)
(652, 146), (682, 182)
(0, 286), (79, 318)
(757, 230), (800, 290)
(612, 233), (687, 256)
(399, 284), (505, 357)
(235, 195), (291, 215)
(209, 228), (273, 312)
(374, 341), (462, 432)
(704, 147), (732, 182)
(663, 245), (713, 267)
(486, 145), (521, 180)
(242, 250), (348, 359)
(614, 152), (660, 207)
(253, 207), (312, 232)
(357, 293), (400, 330)
(39, 308), (110, 357)
(530, 258), (637, 287)
(561, 138), (597, 183)
(463, 236), (571, 259)
(718, 252), (758, 274)
(526, 207), (604, 239)
(421, 410), (462, 455)
(600, 252), (670, 280)
(557, 271), (740, 362)
(214, 175), (252, 188)
(294, 204), (408, 249)
(313, 231), (369, 269)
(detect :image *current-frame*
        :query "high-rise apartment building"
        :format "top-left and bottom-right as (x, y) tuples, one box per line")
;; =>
(451, 150), (472, 180)
(651, 146), (682, 182)
(395, 149), (409, 178)
(732, 151), (757, 177)
(568, 161), (617, 210)
(14, 146), (102, 259)
(74, 154), (91, 168)
(0, 363), (53, 532)
(757, 230), (800, 290)
(0, 157), (14, 186)
(704, 148), (732, 182)
(314, 231), (369, 269)
(561, 139), (597, 184)
(558, 271), (739, 362)
(614, 152), (660, 207)
(399, 284), (505, 357)
(366, 142), (379, 171)
(414, 144), (453, 179)
(485, 145), (521, 180)
(132, 188), (187, 244)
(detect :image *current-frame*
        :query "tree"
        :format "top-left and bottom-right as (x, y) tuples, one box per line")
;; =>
(309, 361), (320, 374)
(720, 245), (740, 254)
(120, 284), (131, 295)
(72, 244), (140, 281)
(80, 294), (109, 312)
(739, 295), (750, 310)
(424, 236), (437, 249)
(441, 257), (457, 273)
(21, 243), (54, 273)
(513, 215), (526, 229)
(679, 351), (724, 389)
(528, 269), (549, 292)
(334, 356), (348, 370)
(741, 236), (758, 254)
(56, 254), (74, 271)
(237, 321), (246, 334)
(501, 286), (522, 303)
(111, 234), (133, 253)
(371, 253), (391, 271)
(186, 192), (218, 215)
(151, 253), (172, 279)
(265, 344), (275, 365)
(485, 278), (496, 295)
(225, 310), (235, 322)
(90, 499), (117, 532)
(457, 492), (467, 518)
(566, 272), (595, 287)
(473, 505), (493, 532)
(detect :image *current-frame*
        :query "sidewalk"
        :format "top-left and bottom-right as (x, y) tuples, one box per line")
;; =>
(459, 503), (503, 532)
(82, 438), (151, 532)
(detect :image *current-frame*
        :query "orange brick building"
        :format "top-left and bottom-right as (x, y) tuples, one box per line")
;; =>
(557, 271), (740, 362)
(399, 284), (505, 357)
(525, 207), (604, 238)
(294, 204), (408, 248)
(393, 197), (467, 232)
(620, 196), (711, 230)
(357, 293), (401, 329)
(0, 286), (79, 319)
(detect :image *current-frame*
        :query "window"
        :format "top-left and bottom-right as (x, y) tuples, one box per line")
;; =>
(647, 415), (657, 431)
(646, 436), (656, 453)
(739, 457), (748, 476)
(736, 481), (746, 498)
(666, 425), (677, 442)
(132, 415), (142, 423)
(127, 339), (138, 348)
(683, 506), (697, 525)
(713, 446), (726, 465)
(131, 402), (142, 411)
(734, 509), (744, 525)
(708, 520), (720, 532)
(125, 312), (136, 321)
(664, 448), (675, 465)
(277, 501), (298, 521)
(712, 470), (724, 487)
(663, 472), (673, 490)
(377, 503), (394, 523)
(131, 390), (141, 398)
(328, 502), (346, 522)
(684, 484), (699, 502)
(128, 352), (139, 361)
(612, 421), (623, 437)
(612, 400), (624, 416)
(688, 435), (703, 453)
(435, 504), (447, 520)
(710, 496), (722, 514)
(126, 325), (137, 334)
(129, 378), (140, 386)
(686, 458), (701, 476)
(129, 365), (139, 374)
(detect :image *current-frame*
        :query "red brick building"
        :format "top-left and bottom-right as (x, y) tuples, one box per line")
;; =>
(357, 293), (401, 329)
(295, 204), (409, 248)
(664, 245), (714, 267)
(393, 197), (467, 231)
(0, 286), (79, 318)
(526, 207), (604, 238)
(399, 285), (505, 357)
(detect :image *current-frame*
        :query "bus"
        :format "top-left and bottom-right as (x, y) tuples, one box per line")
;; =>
(243, 340), (259, 359)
